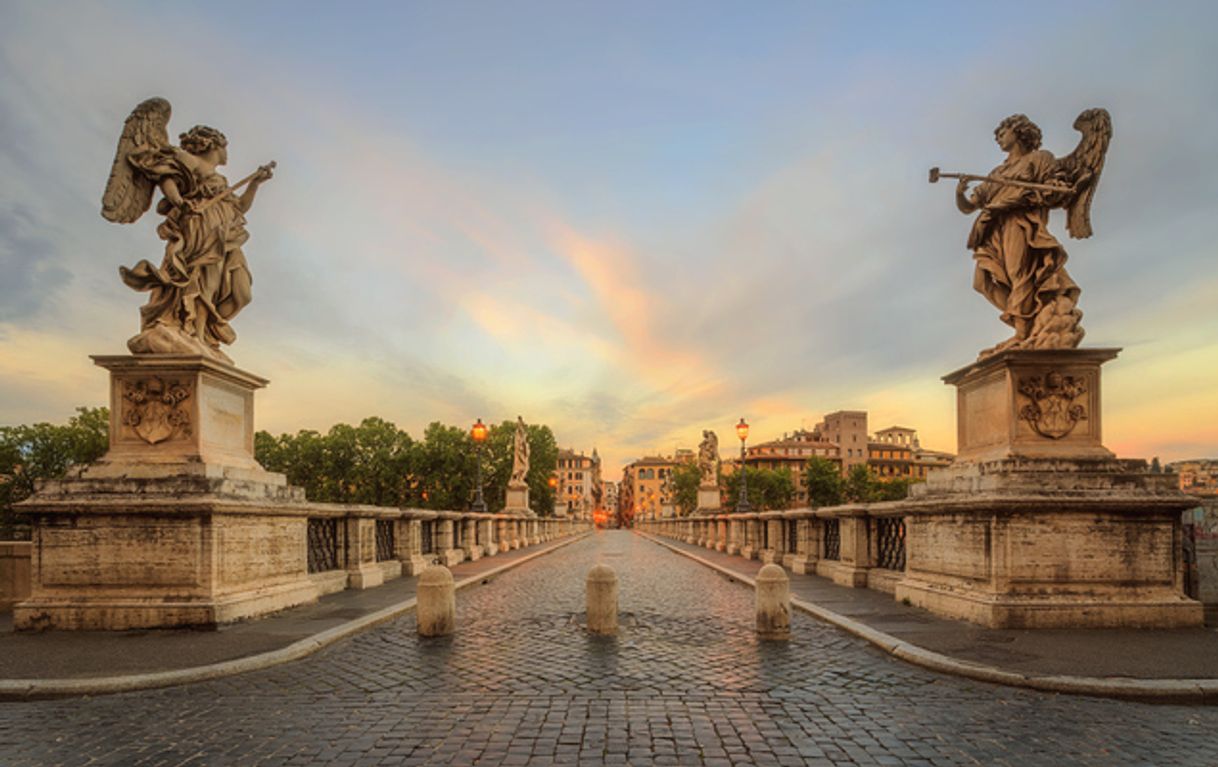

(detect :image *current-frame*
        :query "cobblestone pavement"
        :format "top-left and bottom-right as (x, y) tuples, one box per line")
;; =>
(1, 530), (1216, 766)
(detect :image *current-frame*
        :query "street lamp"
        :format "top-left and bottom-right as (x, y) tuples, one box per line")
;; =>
(470, 418), (488, 513)
(736, 417), (751, 513)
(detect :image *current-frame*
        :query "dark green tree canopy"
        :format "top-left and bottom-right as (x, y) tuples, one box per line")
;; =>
(722, 466), (795, 512)
(803, 457), (844, 508)
(670, 462), (702, 516)
(1, 407), (109, 539)
(255, 416), (560, 515)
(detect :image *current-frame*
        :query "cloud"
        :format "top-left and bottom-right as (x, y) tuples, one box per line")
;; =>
(1, 1), (1215, 477)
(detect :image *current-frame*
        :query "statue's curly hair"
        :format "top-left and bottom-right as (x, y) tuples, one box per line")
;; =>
(179, 125), (228, 155)
(995, 114), (1042, 151)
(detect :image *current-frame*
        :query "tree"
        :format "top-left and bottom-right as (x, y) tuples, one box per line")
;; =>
(722, 467), (796, 511)
(670, 462), (702, 516)
(256, 429), (329, 501)
(255, 415), (559, 512)
(524, 423), (558, 516)
(843, 464), (877, 503)
(873, 477), (911, 502)
(1, 407), (109, 538)
(804, 457), (844, 507)
(413, 422), (476, 511)
(840, 464), (912, 503)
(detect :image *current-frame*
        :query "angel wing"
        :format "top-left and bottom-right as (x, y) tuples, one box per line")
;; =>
(101, 97), (172, 224)
(1054, 108), (1112, 239)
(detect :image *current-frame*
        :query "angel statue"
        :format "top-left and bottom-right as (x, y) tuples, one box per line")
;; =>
(930, 109), (1112, 358)
(510, 416), (530, 485)
(101, 97), (276, 364)
(697, 430), (719, 486)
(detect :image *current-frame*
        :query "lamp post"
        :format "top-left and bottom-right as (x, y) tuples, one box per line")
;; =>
(470, 418), (488, 513)
(736, 417), (750, 513)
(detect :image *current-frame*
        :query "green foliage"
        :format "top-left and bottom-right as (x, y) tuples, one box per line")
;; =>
(670, 462), (703, 516)
(722, 466), (796, 512)
(803, 457), (844, 507)
(843, 464), (876, 503)
(873, 477), (912, 501)
(410, 422), (475, 510)
(841, 464), (911, 503)
(0, 407), (109, 538)
(255, 416), (560, 514)
(524, 423), (558, 517)
(256, 418), (418, 506)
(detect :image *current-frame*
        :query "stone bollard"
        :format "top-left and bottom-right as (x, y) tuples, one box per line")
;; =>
(586, 563), (619, 635)
(755, 564), (790, 640)
(417, 565), (456, 637)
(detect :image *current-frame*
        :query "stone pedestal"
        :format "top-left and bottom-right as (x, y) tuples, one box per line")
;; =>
(726, 517), (742, 556)
(398, 519), (432, 576)
(13, 355), (325, 631)
(0, 542), (32, 611)
(84, 355), (271, 480)
(893, 349), (1203, 629)
(505, 482), (530, 516)
(346, 517), (384, 590)
(948, 348), (1116, 463)
(479, 519), (498, 556)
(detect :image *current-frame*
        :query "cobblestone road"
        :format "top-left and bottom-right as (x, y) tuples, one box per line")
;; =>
(1, 530), (1216, 766)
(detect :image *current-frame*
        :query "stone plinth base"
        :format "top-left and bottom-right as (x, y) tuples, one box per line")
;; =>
(897, 457), (1203, 628)
(13, 355), (327, 631)
(945, 348), (1117, 464)
(15, 476), (318, 630)
(889, 348), (1204, 629)
(788, 554), (816, 575)
(894, 581), (1201, 629)
(697, 486), (721, 512)
(817, 559), (869, 588)
(505, 483), (531, 517)
(0, 542), (32, 611)
(401, 554), (432, 576)
(86, 355), (273, 479)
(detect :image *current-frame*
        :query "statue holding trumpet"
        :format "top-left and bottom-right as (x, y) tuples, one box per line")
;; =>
(102, 97), (276, 363)
(930, 109), (1112, 358)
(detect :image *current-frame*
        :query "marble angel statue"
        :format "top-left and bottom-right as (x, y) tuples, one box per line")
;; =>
(510, 416), (531, 485)
(102, 97), (275, 363)
(930, 109), (1112, 358)
(697, 430), (719, 486)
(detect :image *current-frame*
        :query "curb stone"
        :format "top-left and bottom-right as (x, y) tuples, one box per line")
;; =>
(0, 532), (593, 700)
(638, 531), (1218, 704)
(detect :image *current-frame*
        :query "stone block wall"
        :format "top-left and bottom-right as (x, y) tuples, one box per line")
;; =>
(0, 541), (32, 610)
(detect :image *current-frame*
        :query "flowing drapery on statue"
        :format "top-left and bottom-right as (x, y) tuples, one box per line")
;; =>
(510, 416), (530, 485)
(698, 430), (719, 486)
(933, 109), (1111, 358)
(102, 97), (275, 363)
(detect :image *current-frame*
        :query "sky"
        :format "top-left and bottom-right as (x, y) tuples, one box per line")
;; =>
(1, 1), (1217, 475)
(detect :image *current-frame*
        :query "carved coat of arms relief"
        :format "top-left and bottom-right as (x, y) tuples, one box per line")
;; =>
(121, 377), (193, 444)
(1017, 371), (1088, 440)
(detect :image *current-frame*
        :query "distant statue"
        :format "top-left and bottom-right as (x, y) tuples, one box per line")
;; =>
(591, 448), (603, 507)
(698, 430), (720, 486)
(930, 109), (1112, 358)
(510, 416), (530, 485)
(102, 97), (276, 363)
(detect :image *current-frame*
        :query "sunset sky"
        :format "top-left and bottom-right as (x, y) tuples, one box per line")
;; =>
(2, 1), (1216, 474)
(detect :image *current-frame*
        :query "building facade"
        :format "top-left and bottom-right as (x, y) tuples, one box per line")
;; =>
(554, 448), (597, 520)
